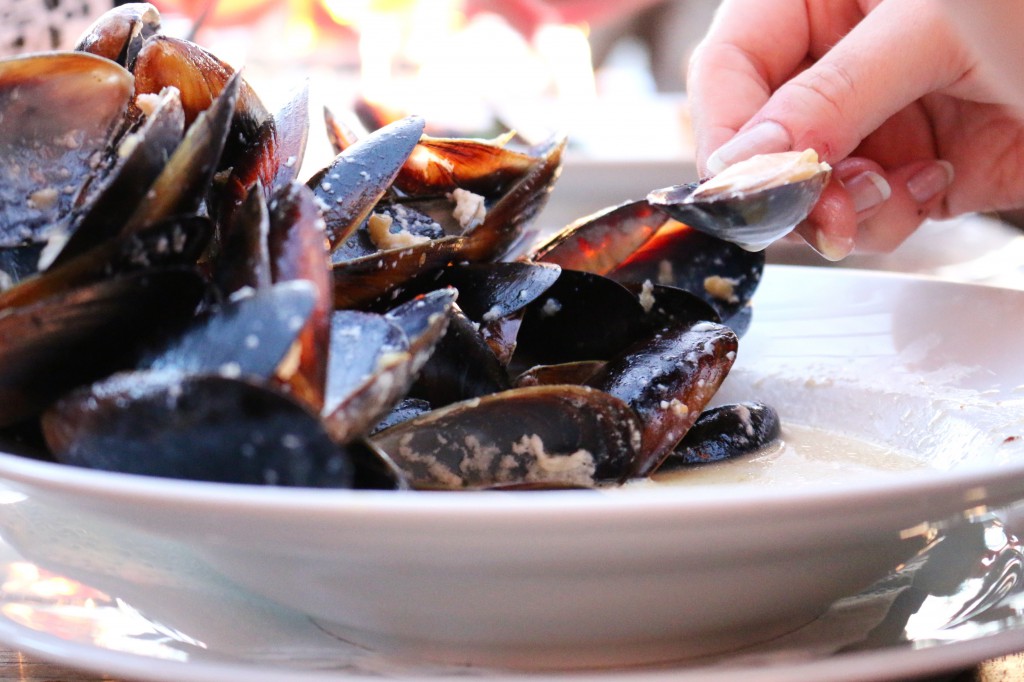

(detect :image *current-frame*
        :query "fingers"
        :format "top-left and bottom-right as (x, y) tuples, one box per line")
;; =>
(687, 0), (826, 175)
(794, 157), (955, 259)
(689, 0), (973, 259)
(693, 0), (973, 172)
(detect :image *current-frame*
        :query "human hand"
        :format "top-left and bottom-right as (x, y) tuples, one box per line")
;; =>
(686, 0), (1024, 259)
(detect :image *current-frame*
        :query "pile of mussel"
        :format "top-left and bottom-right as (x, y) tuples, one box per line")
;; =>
(0, 5), (821, 491)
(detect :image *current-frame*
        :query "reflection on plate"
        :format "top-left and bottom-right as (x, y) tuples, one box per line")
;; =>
(1, 266), (1024, 674)
(0, 493), (1023, 682)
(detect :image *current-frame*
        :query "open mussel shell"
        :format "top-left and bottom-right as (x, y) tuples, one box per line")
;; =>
(647, 150), (831, 251)
(42, 373), (355, 488)
(0, 53), (133, 252)
(461, 136), (565, 262)
(331, 235), (466, 309)
(50, 87), (187, 266)
(133, 35), (268, 131)
(215, 82), (311, 231)
(659, 401), (781, 469)
(371, 385), (643, 490)
(392, 133), (537, 198)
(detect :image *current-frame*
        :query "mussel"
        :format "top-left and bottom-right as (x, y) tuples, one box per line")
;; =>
(0, 3), (787, 491)
(647, 149), (831, 250)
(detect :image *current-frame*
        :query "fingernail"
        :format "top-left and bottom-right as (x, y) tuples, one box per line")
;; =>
(706, 121), (792, 175)
(842, 171), (891, 214)
(907, 160), (954, 204)
(813, 231), (854, 261)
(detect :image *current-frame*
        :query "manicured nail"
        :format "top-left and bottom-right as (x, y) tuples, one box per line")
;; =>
(706, 121), (792, 175)
(842, 171), (891, 214)
(907, 160), (954, 204)
(813, 231), (854, 261)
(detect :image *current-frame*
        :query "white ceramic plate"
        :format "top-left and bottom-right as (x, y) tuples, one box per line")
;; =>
(0, 500), (1022, 682)
(1, 266), (1024, 675)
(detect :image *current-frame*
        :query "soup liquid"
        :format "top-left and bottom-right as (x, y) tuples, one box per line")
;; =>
(650, 423), (927, 487)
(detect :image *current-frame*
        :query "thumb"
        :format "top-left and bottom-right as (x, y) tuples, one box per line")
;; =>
(706, 0), (972, 173)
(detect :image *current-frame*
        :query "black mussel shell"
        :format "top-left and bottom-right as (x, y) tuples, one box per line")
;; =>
(214, 183), (272, 296)
(0, 215), (211, 311)
(133, 35), (268, 132)
(122, 72), (241, 234)
(132, 36), (271, 228)
(514, 269), (646, 367)
(219, 81), (311, 226)
(587, 320), (738, 477)
(138, 280), (316, 379)
(659, 401), (781, 469)
(267, 181), (333, 409)
(323, 289), (456, 443)
(420, 261), (561, 323)
(460, 137), (565, 262)
(50, 88), (186, 266)
(43, 373), (355, 487)
(372, 385), (643, 489)
(409, 305), (511, 406)
(309, 116), (425, 250)
(331, 235), (466, 310)
(647, 154), (830, 251)
(621, 281), (721, 332)
(0, 268), (205, 427)
(513, 361), (605, 387)
(371, 397), (433, 435)
(323, 309), (409, 424)
(393, 133), (536, 197)
(609, 219), (764, 323)
(269, 82), (311, 191)
(0, 53), (133, 251)
(324, 105), (360, 153)
(330, 202), (444, 263)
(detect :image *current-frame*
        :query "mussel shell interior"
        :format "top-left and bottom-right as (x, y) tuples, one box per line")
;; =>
(647, 170), (829, 251)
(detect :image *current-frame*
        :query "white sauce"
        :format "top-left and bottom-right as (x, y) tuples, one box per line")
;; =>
(648, 423), (926, 488)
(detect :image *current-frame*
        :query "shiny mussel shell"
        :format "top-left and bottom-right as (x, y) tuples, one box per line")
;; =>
(647, 150), (830, 251)
(372, 384), (643, 490)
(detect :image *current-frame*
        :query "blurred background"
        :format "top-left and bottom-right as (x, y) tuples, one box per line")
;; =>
(5, 0), (1024, 286)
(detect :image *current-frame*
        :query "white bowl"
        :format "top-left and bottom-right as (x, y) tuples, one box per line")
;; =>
(2, 265), (1024, 670)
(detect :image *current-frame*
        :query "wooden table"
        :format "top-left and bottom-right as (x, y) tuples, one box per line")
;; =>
(1, 647), (1023, 681)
